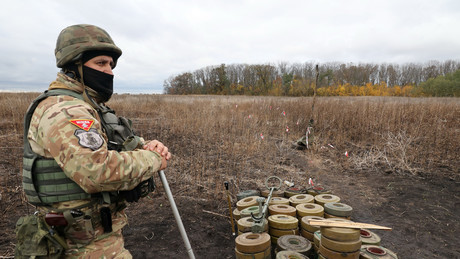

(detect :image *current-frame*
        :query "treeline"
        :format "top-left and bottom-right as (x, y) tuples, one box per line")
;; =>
(163, 60), (460, 97)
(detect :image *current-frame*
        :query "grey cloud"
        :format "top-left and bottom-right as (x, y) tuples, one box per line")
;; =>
(0, 0), (459, 93)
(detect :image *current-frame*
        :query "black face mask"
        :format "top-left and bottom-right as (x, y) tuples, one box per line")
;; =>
(83, 65), (114, 102)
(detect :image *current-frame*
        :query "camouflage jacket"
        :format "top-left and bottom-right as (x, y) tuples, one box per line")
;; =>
(28, 72), (162, 210)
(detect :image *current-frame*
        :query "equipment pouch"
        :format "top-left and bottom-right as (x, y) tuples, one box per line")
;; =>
(63, 211), (96, 247)
(140, 176), (156, 197)
(100, 207), (113, 233)
(14, 214), (64, 259)
(122, 135), (143, 151)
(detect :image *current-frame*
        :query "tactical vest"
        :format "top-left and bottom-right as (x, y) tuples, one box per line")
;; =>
(22, 89), (141, 206)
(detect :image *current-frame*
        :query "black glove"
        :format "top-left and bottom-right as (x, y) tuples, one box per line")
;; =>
(120, 177), (155, 203)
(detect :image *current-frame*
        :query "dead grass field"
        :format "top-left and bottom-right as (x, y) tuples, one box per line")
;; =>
(0, 93), (459, 258)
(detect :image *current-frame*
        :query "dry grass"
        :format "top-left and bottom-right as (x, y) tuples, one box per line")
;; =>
(0, 93), (458, 201)
(0, 93), (39, 218)
(110, 94), (459, 191)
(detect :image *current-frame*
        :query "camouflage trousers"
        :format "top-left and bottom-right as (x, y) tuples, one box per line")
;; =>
(63, 210), (131, 259)
(64, 228), (131, 258)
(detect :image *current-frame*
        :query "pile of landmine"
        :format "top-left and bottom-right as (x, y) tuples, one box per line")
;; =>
(233, 186), (398, 259)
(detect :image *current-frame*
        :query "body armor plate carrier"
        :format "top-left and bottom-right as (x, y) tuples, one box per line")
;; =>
(22, 89), (142, 206)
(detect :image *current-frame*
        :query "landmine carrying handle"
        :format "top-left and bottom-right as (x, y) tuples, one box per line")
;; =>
(159, 170), (196, 259)
(251, 176), (283, 233)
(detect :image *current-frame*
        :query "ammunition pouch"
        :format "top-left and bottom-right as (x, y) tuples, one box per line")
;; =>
(62, 210), (96, 247)
(15, 214), (66, 259)
(98, 105), (142, 152)
(141, 176), (156, 197)
(100, 207), (113, 233)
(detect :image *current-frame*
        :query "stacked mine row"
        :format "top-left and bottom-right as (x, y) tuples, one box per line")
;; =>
(232, 185), (397, 259)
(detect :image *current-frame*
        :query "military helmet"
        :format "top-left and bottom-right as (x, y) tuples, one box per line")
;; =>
(55, 24), (122, 68)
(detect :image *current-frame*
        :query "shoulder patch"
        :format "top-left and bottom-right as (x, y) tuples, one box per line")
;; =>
(74, 128), (104, 151)
(70, 119), (94, 131)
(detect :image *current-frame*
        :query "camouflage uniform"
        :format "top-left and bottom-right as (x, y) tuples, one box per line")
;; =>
(20, 24), (163, 258)
(292, 119), (314, 150)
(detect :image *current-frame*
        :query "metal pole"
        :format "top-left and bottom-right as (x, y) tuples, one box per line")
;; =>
(159, 170), (195, 259)
(224, 182), (236, 236)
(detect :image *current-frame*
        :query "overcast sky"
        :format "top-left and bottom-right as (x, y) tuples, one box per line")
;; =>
(1, 0), (459, 93)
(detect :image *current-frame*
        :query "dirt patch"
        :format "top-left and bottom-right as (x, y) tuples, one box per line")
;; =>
(2, 149), (459, 258)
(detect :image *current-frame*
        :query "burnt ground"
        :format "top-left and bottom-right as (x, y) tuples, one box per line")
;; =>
(1, 149), (459, 258)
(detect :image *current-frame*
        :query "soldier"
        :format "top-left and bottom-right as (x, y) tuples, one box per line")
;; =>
(292, 119), (314, 150)
(16, 24), (171, 258)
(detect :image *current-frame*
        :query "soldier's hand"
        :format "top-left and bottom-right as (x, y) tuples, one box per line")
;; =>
(143, 140), (172, 160)
(159, 156), (167, 170)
